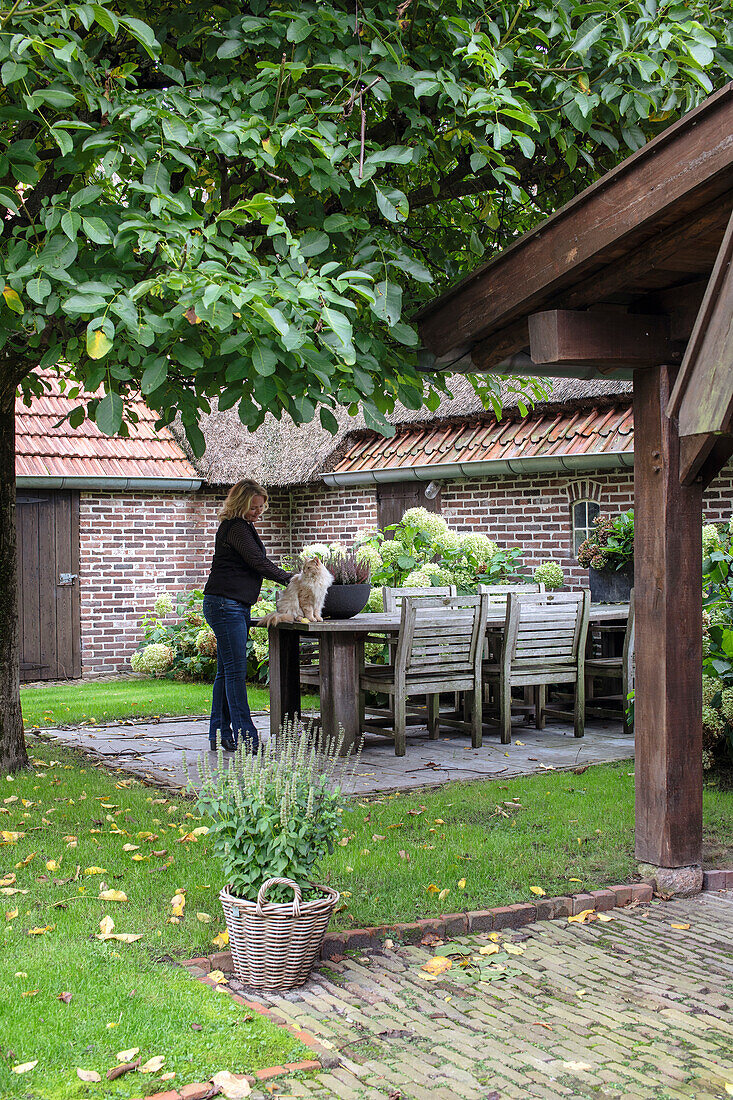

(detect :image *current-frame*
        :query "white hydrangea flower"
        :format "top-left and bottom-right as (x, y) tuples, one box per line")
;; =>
(356, 544), (382, 572)
(153, 592), (174, 618)
(300, 543), (331, 560)
(195, 627), (217, 657)
(130, 643), (174, 675)
(432, 527), (462, 553)
(702, 524), (721, 556)
(533, 561), (565, 590)
(354, 527), (381, 545)
(328, 543), (347, 558)
(399, 507), (449, 540)
(379, 539), (407, 564)
(402, 563), (453, 587)
(459, 532), (498, 563)
(366, 587), (385, 612)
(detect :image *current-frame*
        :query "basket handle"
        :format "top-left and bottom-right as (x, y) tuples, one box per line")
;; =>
(255, 877), (302, 917)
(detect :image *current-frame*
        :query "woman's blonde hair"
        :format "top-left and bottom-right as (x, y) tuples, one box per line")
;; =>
(219, 479), (269, 521)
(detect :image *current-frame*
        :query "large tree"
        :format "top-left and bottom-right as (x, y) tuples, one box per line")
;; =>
(1, 0), (730, 770)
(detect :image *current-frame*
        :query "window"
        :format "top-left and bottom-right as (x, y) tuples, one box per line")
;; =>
(572, 499), (600, 555)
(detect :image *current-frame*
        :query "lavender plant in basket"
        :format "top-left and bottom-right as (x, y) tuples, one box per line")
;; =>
(192, 719), (360, 989)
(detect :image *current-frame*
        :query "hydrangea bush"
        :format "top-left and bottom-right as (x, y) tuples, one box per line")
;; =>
(131, 589), (217, 681)
(577, 511), (634, 572)
(701, 520), (733, 768)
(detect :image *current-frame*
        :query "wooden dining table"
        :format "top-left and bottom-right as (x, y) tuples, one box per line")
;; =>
(263, 603), (630, 754)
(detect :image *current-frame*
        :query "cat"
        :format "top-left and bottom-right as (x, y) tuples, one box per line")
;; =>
(260, 557), (333, 625)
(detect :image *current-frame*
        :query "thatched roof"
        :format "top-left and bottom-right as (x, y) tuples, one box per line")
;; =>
(176, 375), (631, 489)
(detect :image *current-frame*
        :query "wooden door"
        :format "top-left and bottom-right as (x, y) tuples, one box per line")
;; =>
(17, 490), (81, 682)
(376, 482), (442, 533)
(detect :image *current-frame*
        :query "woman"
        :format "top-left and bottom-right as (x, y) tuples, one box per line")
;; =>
(203, 479), (291, 752)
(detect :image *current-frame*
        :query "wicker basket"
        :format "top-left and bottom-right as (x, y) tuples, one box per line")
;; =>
(219, 877), (339, 990)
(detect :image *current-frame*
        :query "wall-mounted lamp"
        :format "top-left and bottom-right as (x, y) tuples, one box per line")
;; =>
(424, 480), (442, 500)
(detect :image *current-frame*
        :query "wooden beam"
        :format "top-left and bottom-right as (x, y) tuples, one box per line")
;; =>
(679, 433), (733, 490)
(529, 310), (670, 366)
(417, 85), (733, 361)
(668, 203), (733, 434)
(634, 366), (703, 869)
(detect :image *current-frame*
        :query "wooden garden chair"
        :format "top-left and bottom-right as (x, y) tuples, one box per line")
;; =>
(359, 594), (489, 756)
(482, 591), (590, 744)
(585, 589), (635, 734)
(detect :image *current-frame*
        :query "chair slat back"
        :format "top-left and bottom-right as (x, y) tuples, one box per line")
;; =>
(382, 585), (456, 612)
(623, 588), (636, 688)
(396, 595), (488, 679)
(478, 582), (545, 609)
(504, 591), (590, 670)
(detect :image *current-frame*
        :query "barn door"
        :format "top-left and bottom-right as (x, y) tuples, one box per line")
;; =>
(16, 490), (81, 682)
(376, 482), (442, 533)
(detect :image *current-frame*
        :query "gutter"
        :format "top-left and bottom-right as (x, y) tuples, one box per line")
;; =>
(16, 476), (202, 492)
(321, 451), (633, 489)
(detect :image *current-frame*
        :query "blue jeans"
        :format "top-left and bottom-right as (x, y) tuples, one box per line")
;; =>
(202, 594), (259, 750)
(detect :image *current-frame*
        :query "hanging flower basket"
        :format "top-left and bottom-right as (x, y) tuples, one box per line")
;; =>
(220, 877), (339, 990)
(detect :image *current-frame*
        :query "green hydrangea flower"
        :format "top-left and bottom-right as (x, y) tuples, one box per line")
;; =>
(380, 539), (407, 564)
(300, 543), (332, 560)
(702, 524), (721, 557)
(153, 592), (174, 618)
(459, 532), (498, 564)
(130, 643), (174, 675)
(400, 507), (450, 540)
(356, 544), (382, 572)
(533, 561), (565, 590)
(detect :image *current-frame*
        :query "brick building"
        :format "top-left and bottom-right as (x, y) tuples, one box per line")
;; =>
(16, 374), (733, 678)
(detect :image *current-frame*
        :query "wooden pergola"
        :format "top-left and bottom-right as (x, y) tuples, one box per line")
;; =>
(416, 83), (733, 884)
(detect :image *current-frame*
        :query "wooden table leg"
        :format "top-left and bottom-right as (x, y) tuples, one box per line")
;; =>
(319, 633), (364, 755)
(268, 627), (301, 740)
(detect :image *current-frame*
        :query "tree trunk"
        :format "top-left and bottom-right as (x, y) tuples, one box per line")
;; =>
(0, 392), (27, 772)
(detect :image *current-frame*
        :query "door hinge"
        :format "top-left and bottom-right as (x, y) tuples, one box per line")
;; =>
(58, 573), (78, 586)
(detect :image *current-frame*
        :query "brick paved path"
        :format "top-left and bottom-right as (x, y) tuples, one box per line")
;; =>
(240, 891), (733, 1100)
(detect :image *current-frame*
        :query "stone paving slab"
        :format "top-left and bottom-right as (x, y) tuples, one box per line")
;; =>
(232, 890), (733, 1100)
(35, 713), (633, 794)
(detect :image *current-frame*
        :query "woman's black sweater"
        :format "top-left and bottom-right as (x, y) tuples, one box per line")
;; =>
(204, 518), (290, 605)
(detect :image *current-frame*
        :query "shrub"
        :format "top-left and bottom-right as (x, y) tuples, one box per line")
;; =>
(133, 589), (217, 681)
(193, 720), (359, 902)
(533, 560), (565, 589)
(702, 518), (733, 767)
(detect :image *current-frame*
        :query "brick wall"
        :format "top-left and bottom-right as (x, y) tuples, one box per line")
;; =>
(76, 464), (733, 675)
(78, 489), (291, 676)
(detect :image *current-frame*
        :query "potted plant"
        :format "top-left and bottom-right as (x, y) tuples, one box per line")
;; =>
(194, 720), (357, 990)
(577, 510), (634, 602)
(321, 550), (371, 618)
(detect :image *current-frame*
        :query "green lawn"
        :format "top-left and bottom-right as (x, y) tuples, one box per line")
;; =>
(21, 677), (319, 729)
(0, 741), (309, 1100)
(321, 762), (733, 929)
(4, 739), (731, 1098)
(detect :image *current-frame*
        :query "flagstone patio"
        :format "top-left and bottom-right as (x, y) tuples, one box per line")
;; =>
(34, 714), (633, 795)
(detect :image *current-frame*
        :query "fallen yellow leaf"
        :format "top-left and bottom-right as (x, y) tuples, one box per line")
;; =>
(0, 872), (15, 887)
(170, 892), (186, 917)
(140, 1055), (165, 1074)
(27, 925), (54, 936)
(122, 844), (139, 852)
(434, 819), (445, 825)
(211, 1069), (252, 1099)
(99, 890), (128, 903)
(12, 1061), (38, 1075)
(84, 866), (107, 875)
(530, 886), (546, 896)
(6, 908), (18, 921)
(209, 969), (228, 984)
(438, 888), (450, 901)
(504, 943), (525, 955)
(116, 1048), (140, 1061)
(76, 1069), (101, 1082)
(724, 1084), (733, 1097)
(597, 913), (614, 922)
(568, 909), (596, 924)
(670, 922), (690, 930)
(479, 944), (500, 955)
(191, 826), (209, 836)
(425, 884), (439, 893)
(99, 915), (115, 936)
(212, 929), (229, 948)
(1, 830), (25, 844)
(457, 879), (466, 890)
(421, 955), (452, 976)
(15, 852), (35, 868)
(196, 912), (212, 923)
(45, 859), (59, 872)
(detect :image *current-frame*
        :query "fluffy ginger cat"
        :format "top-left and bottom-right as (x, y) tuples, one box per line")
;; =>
(260, 557), (333, 625)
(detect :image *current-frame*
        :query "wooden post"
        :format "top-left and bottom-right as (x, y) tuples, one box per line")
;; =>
(267, 626), (301, 740)
(319, 633), (364, 755)
(633, 366), (703, 872)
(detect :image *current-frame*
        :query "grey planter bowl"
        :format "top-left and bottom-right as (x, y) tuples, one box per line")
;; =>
(323, 583), (371, 619)
(589, 565), (633, 603)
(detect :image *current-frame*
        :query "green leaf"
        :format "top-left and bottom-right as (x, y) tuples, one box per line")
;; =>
(300, 231), (330, 257)
(82, 217), (112, 244)
(27, 277), (51, 304)
(92, 4), (119, 35)
(319, 407), (339, 434)
(252, 344), (278, 376)
(61, 211), (81, 241)
(119, 16), (160, 58)
(572, 17), (607, 56)
(1, 61), (27, 84)
(95, 392), (123, 435)
(374, 185), (409, 223)
(370, 281), (402, 326)
(141, 359), (168, 394)
(162, 117), (189, 145)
